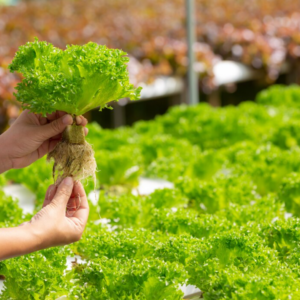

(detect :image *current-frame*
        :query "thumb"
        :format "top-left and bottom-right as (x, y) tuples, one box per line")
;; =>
(52, 177), (74, 208)
(39, 114), (73, 140)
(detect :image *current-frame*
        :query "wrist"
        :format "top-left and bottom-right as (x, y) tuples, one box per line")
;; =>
(25, 223), (46, 252)
(0, 225), (45, 260)
(0, 135), (13, 173)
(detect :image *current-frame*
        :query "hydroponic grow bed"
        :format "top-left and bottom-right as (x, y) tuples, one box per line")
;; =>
(1, 85), (300, 299)
(1, 180), (202, 299)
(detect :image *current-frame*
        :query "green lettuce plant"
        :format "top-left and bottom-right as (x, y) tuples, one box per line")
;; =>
(9, 39), (141, 184)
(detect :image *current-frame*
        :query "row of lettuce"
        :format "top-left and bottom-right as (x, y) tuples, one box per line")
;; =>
(1, 85), (300, 299)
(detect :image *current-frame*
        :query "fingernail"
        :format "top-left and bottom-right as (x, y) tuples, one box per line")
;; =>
(64, 177), (73, 186)
(62, 114), (73, 125)
(66, 210), (76, 217)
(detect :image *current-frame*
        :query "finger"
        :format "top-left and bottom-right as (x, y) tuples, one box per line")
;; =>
(68, 181), (89, 226)
(76, 116), (88, 126)
(43, 184), (58, 208)
(66, 196), (80, 217)
(17, 110), (36, 125)
(84, 127), (88, 136)
(37, 139), (60, 158)
(57, 111), (67, 118)
(38, 114), (73, 140)
(76, 116), (82, 125)
(81, 117), (88, 126)
(40, 118), (47, 125)
(46, 111), (67, 122)
(38, 114), (48, 125)
(46, 111), (58, 121)
(70, 181), (87, 205)
(48, 133), (63, 141)
(67, 197), (78, 209)
(48, 139), (61, 153)
(52, 177), (74, 208)
(37, 140), (50, 159)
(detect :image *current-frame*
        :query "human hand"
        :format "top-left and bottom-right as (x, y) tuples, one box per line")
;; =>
(23, 177), (89, 248)
(0, 177), (88, 260)
(0, 110), (88, 172)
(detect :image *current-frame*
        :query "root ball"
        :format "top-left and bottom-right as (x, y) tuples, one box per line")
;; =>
(47, 125), (97, 186)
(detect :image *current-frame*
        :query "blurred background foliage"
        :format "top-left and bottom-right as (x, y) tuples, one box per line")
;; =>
(1, 0), (300, 130)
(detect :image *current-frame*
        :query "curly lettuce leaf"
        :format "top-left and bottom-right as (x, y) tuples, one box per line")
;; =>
(9, 39), (142, 115)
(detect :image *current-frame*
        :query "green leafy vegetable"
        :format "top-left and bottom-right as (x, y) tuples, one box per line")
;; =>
(3, 85), (300, 299)
(9, 39), (142, 116)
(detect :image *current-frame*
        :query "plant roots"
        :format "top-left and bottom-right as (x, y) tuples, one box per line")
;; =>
(47, 124), (97, 186)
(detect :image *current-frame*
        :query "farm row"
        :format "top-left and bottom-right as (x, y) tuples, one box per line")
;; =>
(1, 85), (300, 299)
